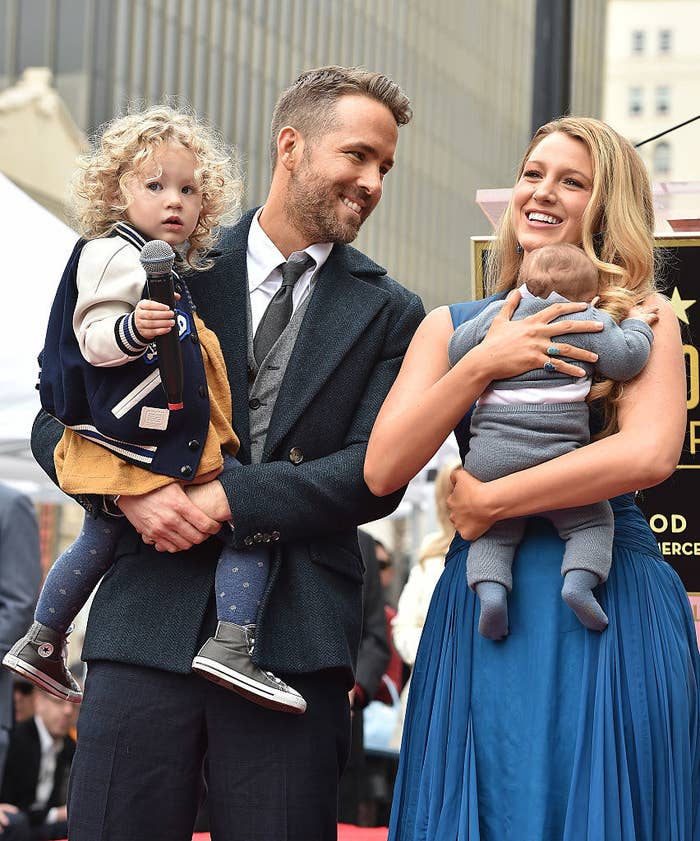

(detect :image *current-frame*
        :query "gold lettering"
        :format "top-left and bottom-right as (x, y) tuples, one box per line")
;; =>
(686, 345), (699, 409)
(690, 421), (700, 456)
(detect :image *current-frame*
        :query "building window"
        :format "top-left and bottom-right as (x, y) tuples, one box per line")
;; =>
(656, 86), (670, 116)
(629, 86), (643, 116)
(631, 30), (645, 54)
(653, 141), (671, 177)
(659, 29), (672, 53)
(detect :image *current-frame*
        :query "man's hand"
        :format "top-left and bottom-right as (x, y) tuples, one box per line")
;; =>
(0, 804), (19, 832)
(117, 483), (222, 553)
(184, 480), (232, 523)
(447, 468), (494, 541)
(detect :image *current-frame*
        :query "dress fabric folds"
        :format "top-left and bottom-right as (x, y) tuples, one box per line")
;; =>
(388, 494), (700, 841)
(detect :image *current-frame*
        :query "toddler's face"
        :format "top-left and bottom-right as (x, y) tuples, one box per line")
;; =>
(123, 144), (202, 247)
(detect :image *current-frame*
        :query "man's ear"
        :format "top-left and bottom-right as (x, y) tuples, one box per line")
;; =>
(277, 126), (304, 172)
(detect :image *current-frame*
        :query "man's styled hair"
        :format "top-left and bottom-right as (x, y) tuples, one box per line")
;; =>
(269, 65), (412, 169)
(520, 243), (599, 302)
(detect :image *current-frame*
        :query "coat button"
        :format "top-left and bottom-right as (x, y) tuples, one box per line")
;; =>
(289, 447), (304, 465)
(253, 532), (263, 543)
(271, 531), (280, 541)
(180, 465), (193, 478)
(263, 533), (271, 543)
(249, 398), (261, 410)
(198, 385), (207, 398)
(190, 333), (199, 344)
(244, 536), (254, 546)
(188, 439), (200, 451)
(175, 282), (183, 293)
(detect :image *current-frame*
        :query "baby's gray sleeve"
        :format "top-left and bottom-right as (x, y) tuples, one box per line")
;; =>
(447, 302), (504, 368)
(590, 313), (653, 381)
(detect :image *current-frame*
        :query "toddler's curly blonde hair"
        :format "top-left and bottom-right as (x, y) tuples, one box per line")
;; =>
(70, 105), (243, 270)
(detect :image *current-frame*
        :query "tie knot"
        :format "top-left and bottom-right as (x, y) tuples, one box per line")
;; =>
(279, 254), (314, 288)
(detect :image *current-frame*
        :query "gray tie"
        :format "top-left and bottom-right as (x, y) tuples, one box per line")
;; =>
(254, 254), (314, 364)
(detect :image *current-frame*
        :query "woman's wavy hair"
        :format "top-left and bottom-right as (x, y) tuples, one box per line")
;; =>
(418, 459), (462, 566)
(70, 105), (243, 270)
(485, 116), (658, 436)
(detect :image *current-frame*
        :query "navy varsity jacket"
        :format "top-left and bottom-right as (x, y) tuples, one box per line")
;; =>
(39, 223), (212, 481)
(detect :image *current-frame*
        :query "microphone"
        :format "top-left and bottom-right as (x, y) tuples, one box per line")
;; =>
(139, 240), (184, 411)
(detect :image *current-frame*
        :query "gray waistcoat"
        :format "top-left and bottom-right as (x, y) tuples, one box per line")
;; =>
(246, 290), (313, 464)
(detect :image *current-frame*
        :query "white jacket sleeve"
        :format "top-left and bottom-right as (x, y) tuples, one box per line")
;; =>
(391, 555), (445, 666)
(73, 238), (148, 367)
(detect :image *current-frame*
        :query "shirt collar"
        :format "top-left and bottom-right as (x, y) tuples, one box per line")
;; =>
(518, 281), (570, 304)
(247, 208), (333, 292)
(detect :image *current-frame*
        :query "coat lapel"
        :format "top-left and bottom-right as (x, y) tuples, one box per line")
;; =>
(190, 217), (252, 462)
(262, 244), (390, 461)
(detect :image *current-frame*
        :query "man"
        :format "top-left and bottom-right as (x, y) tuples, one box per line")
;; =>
(31, 66), (424, 840)
(0, 484), (41, 784)
(0, 690), (76, 841)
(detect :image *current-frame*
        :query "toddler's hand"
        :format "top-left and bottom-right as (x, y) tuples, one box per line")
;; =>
(134, 298), (176, 340)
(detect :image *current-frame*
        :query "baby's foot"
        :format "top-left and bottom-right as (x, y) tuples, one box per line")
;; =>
(476, 582), (509, 640)
(561, 570), (608, 631)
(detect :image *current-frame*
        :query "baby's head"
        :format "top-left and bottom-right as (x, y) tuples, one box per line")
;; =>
(71, 106), (243, 269)
(519, 243), (599, 302)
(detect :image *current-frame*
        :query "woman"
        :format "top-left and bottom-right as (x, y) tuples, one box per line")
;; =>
(365, 117), (699, 840)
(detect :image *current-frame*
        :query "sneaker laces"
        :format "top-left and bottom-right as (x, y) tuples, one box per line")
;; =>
(247, 630), (292, 691)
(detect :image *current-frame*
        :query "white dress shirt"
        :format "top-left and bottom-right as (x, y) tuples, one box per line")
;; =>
(246, 208), (333, 334)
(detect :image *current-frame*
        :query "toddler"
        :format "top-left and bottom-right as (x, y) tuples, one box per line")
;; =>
(4, 107), (306, 713)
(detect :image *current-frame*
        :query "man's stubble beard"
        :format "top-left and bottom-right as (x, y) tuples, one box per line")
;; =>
(285, 161), (363, 245)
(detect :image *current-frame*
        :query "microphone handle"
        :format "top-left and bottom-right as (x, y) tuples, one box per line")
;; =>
(147, 273), (184, 411)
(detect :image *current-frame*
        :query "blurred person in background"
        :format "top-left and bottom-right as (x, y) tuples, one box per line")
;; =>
(0, 689), (77, 840)
(391, 459), (461, 686)
(338, 528), (390, 827)
(11, 680), (35, 725)
(0, 484), (42, 789)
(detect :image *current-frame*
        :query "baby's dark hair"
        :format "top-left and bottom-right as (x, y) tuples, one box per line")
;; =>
(520, 243), (599, 302)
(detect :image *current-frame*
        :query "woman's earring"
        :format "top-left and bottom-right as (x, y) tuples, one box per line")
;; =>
(515, 242), (523, 254)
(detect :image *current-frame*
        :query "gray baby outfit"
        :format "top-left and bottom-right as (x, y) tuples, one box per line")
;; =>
(448, 287), (654, 591)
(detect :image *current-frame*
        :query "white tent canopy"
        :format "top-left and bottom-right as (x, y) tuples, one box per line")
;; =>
(0, 171), (78, 499)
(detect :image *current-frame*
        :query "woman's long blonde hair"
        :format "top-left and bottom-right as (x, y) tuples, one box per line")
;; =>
(418, 459), (462, 566)
(70, 105), (243, 270)
(485, 116), (658, 435)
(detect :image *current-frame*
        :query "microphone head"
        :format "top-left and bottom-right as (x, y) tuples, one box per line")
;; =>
(140, 240), (176, 275)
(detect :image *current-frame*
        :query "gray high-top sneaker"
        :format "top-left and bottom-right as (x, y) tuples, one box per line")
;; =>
(3, 622), (82, 703)
(192, 621), (307, 714)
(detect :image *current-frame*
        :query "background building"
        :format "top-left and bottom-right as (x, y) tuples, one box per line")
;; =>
(604, 0), (700, 183)
(0, 0), (606, 309)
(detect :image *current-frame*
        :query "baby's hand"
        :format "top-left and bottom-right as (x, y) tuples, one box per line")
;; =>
(134, 298), (176, 340)
(628, 302), (659, 327)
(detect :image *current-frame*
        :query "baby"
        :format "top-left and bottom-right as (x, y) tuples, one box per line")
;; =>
(448, 243), (654, 639)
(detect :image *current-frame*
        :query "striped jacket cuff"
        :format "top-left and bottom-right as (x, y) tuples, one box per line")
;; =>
(115, 313), (150, 357)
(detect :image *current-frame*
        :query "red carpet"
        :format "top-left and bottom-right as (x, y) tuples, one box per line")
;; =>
(61, 827), (388, 841)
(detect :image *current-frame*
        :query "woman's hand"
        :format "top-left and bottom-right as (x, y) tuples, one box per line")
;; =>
(470, 289), (603, 380)
(447, 468), (495, 541)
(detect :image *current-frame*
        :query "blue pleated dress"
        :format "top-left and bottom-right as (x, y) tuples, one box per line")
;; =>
(388, 300), (700, 841)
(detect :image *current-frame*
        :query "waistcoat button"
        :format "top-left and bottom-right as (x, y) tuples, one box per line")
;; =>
(198, 385), (207, 398)
(289, 447), (304, 465)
